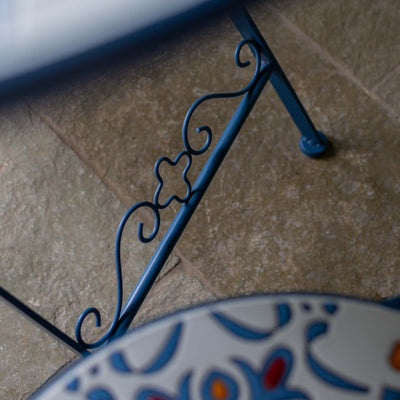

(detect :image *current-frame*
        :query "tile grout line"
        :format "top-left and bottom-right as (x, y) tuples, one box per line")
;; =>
(29, 104), (220, 296)
(29, 104), (135, 208)
(266, 4), (400, 123)
(174, 248), (224, 298)
(370, 64), (400, 93)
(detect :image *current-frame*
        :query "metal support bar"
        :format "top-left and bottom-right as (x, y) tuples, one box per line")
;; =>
(0, 286), (90, 356)
(110, 64), (272, 341)
(107, 7), (330, 340)
(230, 7), (327, 157)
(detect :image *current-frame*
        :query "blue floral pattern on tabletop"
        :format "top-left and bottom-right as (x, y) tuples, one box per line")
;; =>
(234, 347), (309, 399)
(33, 295), (400, 400)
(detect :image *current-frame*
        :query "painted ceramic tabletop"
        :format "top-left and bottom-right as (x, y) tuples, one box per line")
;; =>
(33, 294), (400, 400)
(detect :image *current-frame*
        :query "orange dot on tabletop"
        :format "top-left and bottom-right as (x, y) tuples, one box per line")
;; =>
(211, 378), (229, 399)
(390, 342), (400, 370)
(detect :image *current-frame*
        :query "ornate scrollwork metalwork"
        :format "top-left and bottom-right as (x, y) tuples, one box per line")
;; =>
(182, 39), (262, 154)
(75, 39), (264, 349)
(153, 152), (192, 209)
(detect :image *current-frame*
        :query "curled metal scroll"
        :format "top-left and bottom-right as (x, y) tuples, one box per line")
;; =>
(182, 39), (262, 154)
(75, 39), (264, 349)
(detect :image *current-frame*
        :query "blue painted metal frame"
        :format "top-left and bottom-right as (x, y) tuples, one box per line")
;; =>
(0, 287), (90, 356)
(231, 7), (327, 157)
(1, 6), (331, 356)
(75, 6), (328, 351)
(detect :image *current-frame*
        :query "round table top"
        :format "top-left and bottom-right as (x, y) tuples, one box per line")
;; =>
(33, 293), (400, 399)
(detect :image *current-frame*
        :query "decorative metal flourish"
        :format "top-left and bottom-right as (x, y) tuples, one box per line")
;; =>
(75, 39), (264, 349)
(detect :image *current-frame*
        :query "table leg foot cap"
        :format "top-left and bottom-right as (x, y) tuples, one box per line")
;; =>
(299, 131), (328, 158)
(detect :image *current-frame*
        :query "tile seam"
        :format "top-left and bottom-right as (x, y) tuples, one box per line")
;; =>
(266, 4), (400, 123)
(28, 104), (133, 207)
(28, 105), (214, 301)
(370, 64), (400, 93)
(174, 248), (224, 298)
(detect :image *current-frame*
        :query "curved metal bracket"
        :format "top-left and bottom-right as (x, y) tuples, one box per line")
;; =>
(75, 7), (329, 350)
(75, 38), (268, 349)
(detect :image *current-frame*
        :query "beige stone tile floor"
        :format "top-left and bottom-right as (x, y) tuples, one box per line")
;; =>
(1, 0), (399, 398)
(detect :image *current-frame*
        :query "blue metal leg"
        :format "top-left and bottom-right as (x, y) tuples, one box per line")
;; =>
(0, 286), (90, 356)
(230, 7), (328, 157)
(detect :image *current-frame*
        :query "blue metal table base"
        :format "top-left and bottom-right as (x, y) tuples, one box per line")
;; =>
(1, 7), (329, 356)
